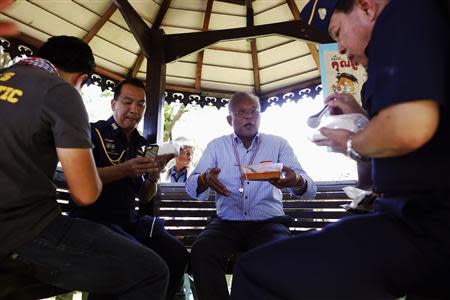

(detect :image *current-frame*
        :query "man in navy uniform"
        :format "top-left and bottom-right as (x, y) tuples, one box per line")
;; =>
(70, 78), (189, 300)
(231, 1), (450, 299)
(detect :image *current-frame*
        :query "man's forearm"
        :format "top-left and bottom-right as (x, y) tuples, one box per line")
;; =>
(97, 164), (128, 184)
(352, 100), (439, 158)
(196, 173), (209, 195)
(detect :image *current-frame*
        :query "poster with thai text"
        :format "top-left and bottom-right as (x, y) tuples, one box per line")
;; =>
(319, 43), (367, 105)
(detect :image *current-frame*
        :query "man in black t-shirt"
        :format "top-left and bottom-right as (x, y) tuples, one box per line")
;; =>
(0, 36), (168, 299)
(231, 1), (450, 299)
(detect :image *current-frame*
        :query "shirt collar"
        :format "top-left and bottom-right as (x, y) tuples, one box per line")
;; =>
(106, 116), (146, 146)
(232, 132), (260, 150)
(16, 57), (59, 75)
(170, 166), (187, 176)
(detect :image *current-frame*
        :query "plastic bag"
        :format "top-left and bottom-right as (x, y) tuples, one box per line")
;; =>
(309, 113), (369, 142)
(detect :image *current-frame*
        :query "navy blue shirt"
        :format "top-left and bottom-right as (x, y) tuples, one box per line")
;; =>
(71, 117), (148, 227)
(364, 0), (449, 193)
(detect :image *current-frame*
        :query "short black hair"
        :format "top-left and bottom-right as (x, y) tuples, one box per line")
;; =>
(335, 0), (357, 13)
(114, 78), (147, 100)
(37, 36), (95, 79)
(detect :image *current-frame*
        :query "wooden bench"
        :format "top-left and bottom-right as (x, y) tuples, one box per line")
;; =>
(3, 181), (441, 300)
(152, 182), (354, 250)
(1, 180), (354, 299)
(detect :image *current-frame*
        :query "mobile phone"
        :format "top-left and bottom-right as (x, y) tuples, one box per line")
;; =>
(144, 144), (159, 161)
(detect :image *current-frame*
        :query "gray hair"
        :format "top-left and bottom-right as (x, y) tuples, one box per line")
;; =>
(174, 136), (193, 147)
(227, 92), (261, 114)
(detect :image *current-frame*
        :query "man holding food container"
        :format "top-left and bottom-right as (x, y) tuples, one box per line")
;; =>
(231, 0), (450, 299)
(185, 91), (317, 300)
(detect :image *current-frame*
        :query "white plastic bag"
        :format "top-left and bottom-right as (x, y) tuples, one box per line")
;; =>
(309, 113), (369, 142)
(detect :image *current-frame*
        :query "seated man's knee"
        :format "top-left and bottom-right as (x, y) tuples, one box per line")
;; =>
(191, 237), (215, 263)
(170, 243), (189, 267)
(137, 247), (170, 282)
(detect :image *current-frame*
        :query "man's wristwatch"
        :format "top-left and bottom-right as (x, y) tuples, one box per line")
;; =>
(346, 136), (370, 162)
(293, 174), (308, 195)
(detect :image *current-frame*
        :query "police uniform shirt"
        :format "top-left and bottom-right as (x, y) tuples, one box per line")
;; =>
(364, 0), (449, 194)
(70, 117), (148, 227)
(0, 64), (92, 257)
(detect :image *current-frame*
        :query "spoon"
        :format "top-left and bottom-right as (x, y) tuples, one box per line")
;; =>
(307, 105), (330, 128)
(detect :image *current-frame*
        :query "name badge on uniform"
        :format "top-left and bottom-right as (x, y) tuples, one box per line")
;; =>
(105, 142), (115, 150)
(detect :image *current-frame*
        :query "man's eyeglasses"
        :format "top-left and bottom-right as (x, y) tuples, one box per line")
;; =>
(180, 147), (193, 156)
(233, 108), (260, 118)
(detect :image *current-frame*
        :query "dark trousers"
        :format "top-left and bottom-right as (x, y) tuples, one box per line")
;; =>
(190, 217), (292, 300)
(1, 215), (169, 300)
(231, 194), (450, 300)
(89, 216), (189, 300)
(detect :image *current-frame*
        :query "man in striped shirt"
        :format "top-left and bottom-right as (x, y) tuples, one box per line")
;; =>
(185, 92), (317, 300)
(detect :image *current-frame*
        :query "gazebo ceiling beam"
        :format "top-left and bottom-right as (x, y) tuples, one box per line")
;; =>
(129, 53), (145, 78)
(83, 3), (117, 43)
(164, 20), (333, 63)
(246, 0), (260, 94)
(216, 0), (246, 5)
(195, 0), (214, 90)
(113, 0), (167, 143)
(112, 0), (153, 59)
(286, 0), (321, 68)
(152, 0), (172, 29)
(128, 0), (171, 79)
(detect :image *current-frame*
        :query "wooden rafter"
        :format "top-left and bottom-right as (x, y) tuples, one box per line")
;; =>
(164, 20), (332, 63)
(152, 0), (172, 29)
(112, 0), (152, 58)
(286, 0), (321, 68)
(113, 0), (168, 143)
(216, 0), (246, 5)
(195, 0), (214, 90)
(17, 32), (43, 48)
(129, 52), (145, 78)
(208, 46), (249, 53)
(128, 0), (171, 79)
(250, 39), (260, 94)
(246, 0), (260, 94)
(83, 3), (117, 43)
(95, 66), (124, 81)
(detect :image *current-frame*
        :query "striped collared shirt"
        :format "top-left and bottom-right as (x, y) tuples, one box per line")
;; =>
(186, 133), (317, 221)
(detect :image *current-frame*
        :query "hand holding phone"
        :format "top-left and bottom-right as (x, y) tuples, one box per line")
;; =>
(144, 144), (159, 161)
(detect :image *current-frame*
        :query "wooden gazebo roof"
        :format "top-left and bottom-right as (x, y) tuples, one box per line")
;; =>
(1, 0), (331, 141)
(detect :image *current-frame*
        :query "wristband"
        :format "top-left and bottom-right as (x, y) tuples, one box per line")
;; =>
(293, 174), (307, 195)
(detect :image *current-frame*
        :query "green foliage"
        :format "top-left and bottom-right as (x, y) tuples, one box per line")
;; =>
(163, 102), (191, 142)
